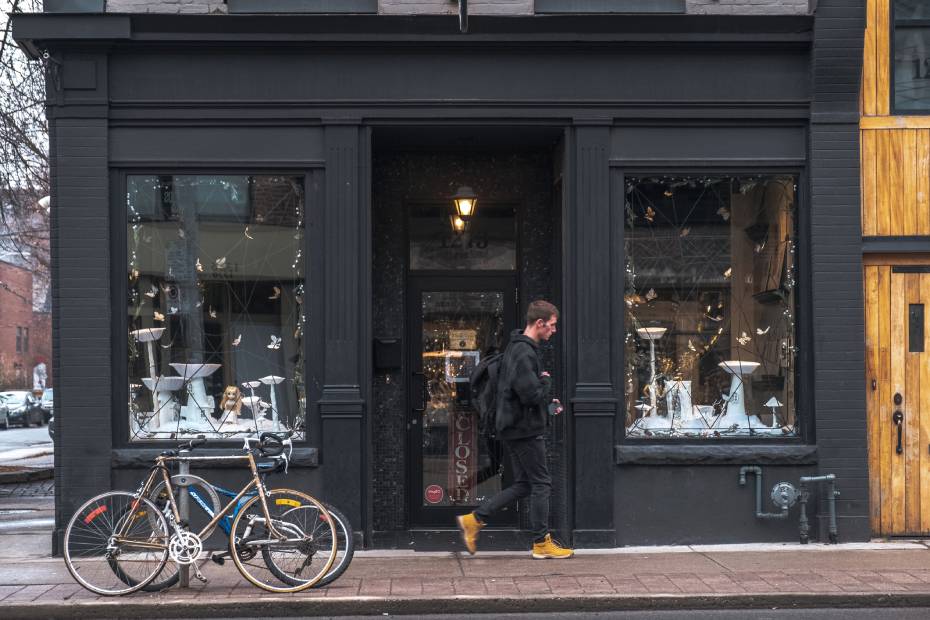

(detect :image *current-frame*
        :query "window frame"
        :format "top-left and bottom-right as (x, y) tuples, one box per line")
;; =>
(890, 2), (930, 114)
(615, 167), (811, 446)
(113, 168), (315, 448)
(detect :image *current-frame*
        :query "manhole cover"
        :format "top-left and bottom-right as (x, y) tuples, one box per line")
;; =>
(0, 509), (38, 515)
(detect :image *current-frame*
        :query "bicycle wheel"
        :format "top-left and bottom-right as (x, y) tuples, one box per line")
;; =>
(64, 491), (170, 596)
(131, 475), (221, 592)
(267, 502), (354, 588)
(229, 488), (337, 592)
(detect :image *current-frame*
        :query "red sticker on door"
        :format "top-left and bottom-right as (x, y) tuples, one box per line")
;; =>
(424, 484), (444, 504)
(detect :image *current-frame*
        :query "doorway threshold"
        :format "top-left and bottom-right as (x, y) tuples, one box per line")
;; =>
(371, 528), (528, 551)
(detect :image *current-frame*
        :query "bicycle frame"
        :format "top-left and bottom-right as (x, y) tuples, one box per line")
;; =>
(114, 450), (284, 549)
(189, 482), (255, 535)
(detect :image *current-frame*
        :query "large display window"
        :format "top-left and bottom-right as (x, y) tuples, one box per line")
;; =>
(624, 175), (798, 439)
(126, 174), (305, 440)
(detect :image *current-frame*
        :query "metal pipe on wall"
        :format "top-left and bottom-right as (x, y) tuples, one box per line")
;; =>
(738, 466), (790, 520)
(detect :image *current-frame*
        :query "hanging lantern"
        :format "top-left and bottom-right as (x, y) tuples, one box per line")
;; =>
(452, 186), (478, 219)
(449, 214), (468, 235)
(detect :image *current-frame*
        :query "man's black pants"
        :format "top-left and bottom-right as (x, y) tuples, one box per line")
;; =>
(474, 435), (550, 543)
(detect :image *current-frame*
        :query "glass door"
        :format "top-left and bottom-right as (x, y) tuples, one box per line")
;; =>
(408, 276), (517, 527)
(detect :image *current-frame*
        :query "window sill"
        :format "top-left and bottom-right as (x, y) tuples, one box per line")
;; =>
(112, 447), (319, 469)
(615, 443), (817, 466)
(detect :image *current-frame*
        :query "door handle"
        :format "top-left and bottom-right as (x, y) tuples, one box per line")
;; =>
(893, 410), (904, 455)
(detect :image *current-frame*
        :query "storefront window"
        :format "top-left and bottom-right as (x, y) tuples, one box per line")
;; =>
(893, 0), (930, 112)
(126, 175), (305, 441)
(624, 175), (798, 439)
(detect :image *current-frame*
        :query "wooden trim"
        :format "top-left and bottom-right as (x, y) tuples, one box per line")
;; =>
(864, 253), (930, 265)
(861, 116), (930, 129)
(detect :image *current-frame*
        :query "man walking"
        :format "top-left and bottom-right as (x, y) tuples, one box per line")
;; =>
(457, 300), (573, 559)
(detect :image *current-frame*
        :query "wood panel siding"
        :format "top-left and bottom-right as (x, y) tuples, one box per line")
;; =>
(861, 128), (930, 236)
(861, 0), (930, 237)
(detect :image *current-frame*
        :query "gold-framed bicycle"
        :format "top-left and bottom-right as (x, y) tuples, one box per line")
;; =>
(63, 432), (337, 595)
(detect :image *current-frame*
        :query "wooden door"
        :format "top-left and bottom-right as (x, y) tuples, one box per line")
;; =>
(865, 265), (930, 536)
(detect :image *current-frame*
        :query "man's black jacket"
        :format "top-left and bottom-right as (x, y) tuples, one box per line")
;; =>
(495, 329), (551, 441)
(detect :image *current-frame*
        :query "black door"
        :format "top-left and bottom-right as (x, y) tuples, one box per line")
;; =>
(407, 275), (518, 527)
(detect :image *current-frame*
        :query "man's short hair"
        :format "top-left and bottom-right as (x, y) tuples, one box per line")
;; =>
(526, 300), (560, 325)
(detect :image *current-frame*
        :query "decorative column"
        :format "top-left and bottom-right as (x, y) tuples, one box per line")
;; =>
(319, 123), (368, 532)
(569, 122), (617, 547)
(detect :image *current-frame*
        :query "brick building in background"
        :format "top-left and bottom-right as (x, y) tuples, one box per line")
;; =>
(0, 258), (50, 389)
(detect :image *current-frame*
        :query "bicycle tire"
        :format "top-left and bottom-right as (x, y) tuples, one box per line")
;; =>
(134, 475), (221, 592)
(64, 491), (170, 596)
(229, 488), (337, 592)
(267, 502), (355, 588)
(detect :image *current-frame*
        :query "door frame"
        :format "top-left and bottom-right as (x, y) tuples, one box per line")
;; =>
(864, 256), (930, 536)
(405, 273), (519, 527)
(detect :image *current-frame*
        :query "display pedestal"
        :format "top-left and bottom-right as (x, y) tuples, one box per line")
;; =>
(715, 360), (762, 431)
(171, 363), (221, 430)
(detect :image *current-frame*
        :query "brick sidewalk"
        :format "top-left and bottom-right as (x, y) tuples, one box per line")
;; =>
(2, 545), (930, 617)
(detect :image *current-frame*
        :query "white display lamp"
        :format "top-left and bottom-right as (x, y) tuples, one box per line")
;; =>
(765, 396), (784, 429)
(259, 375), (286, 431)
(131, 327), (165, 379)
(716, 360), (762, 431)
(171, 362), (222, 430)
(635, 327), (667, 416)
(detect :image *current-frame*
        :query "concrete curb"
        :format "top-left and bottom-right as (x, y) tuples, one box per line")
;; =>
(3, 592), (928, 618)
(0, 467), (53, 485)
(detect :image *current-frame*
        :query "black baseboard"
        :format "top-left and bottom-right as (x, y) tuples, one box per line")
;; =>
(573, 529), (617, 548)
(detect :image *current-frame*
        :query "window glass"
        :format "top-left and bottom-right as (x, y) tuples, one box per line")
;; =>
(895, 0), (930, 20)
(127, 175), (306, 441)
(409, 204), (516, 270)
(624, 175), (798, 439)
(894, 0), (930, 111)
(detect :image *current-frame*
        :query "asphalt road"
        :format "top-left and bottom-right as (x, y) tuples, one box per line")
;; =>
(0, 425), (50, 453)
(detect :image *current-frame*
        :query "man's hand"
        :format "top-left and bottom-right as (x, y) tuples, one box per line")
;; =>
(540, 371), (551, 378)
(550, 398), (563, 415)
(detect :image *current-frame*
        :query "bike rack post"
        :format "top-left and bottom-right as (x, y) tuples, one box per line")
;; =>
(178, 448), (190, 588)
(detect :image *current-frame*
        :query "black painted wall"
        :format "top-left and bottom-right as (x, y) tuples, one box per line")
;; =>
(809, 0), (869, 541)
(14, 12), (868, 547)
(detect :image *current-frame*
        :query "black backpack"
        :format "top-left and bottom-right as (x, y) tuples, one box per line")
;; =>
(469, 345), (508, 439)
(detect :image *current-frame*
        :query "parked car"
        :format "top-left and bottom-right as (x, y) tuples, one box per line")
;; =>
(48, 414), (55, 441)
(40, 388), (53, 424)
(0, 398), (9, 430)
(0, 391), (44, 427)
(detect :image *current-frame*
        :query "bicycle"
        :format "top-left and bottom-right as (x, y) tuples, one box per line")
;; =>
(63, 432), (337, 595)
(140, 439), (354, 591)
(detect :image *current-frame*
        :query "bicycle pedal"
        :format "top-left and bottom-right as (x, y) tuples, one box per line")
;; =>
(210, 553), (226, 565)
(193, 567), (208, 583)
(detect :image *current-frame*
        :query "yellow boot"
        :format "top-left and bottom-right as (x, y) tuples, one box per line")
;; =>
(456, 512), (484, 555)
(532, 534), (574, 559)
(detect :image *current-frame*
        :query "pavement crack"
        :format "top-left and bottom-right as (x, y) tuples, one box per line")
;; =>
(692, 547), (733, 572)
(453, 551), (466, 576)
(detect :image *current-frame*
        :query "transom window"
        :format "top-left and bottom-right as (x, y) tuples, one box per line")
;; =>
(893, 0), (930, 112)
